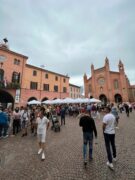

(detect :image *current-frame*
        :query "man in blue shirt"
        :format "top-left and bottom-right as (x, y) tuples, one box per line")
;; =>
(60, 106), (66, 125)
(0, 106), (8, 138)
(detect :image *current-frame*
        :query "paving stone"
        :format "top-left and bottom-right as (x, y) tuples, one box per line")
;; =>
(0, 112), (135, 179)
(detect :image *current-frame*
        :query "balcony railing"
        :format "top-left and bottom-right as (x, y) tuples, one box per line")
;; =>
(0, 81), (20, 89)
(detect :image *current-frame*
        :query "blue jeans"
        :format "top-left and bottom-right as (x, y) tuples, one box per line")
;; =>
(0, 123), (8, 137)
(83, 132), (93, 161)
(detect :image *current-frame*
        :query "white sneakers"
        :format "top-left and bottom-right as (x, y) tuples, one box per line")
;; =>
(107, 162), (114, 169)
(113, 157), (117, 162)
(41, 152), (45, 160)
(3, 135), (9, 138)
(106, 157), (117, 169)
(38, 148), (42, 155)
(38, 149), (45, 160)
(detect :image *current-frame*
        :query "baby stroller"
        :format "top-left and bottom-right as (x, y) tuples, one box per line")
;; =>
(51, 114), (60, 132)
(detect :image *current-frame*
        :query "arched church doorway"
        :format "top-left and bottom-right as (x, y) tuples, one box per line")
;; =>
(53, 98), (57, 100)
(99, 94), (107, 105)
(0, 90), (14, 108)
(27, 97), (37, 102)
(114, 94), (122, 103)
(41, 97), (48, 102)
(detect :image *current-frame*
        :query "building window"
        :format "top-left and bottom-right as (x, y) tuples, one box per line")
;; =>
(114, 80), (119, 89)
(63, 87), (67, 93)
(33, 70), (37, 76)
(45, 73), (48, 79)
(14, 59), (20, 65)
(100, 86), (103, 92)
(30, 82), (38, 89)
(54, 85), (58, 92)
(63, 78), (66, 83)
(43, 84), (49, 91)
(55, 76), (58, 81)
(12, 72), (20, 83)
(14, 59), (17, 64)
(0, 69), (4, 81)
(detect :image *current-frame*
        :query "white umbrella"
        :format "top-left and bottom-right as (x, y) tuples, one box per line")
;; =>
(62, 98), (75, 104)
(73, 98), (85, 104)
(81, 98), (91, 103)
(51, 99), (63, 104)
(42, 100), (53, 104)
(90, 98), (101, 103)
(27, 100), (41, 105)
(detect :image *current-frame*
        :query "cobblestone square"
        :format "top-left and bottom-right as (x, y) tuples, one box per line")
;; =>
(0, 112), (135, 180)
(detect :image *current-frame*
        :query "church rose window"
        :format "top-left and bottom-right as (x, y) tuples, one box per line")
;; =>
(97, 77), (105, 85)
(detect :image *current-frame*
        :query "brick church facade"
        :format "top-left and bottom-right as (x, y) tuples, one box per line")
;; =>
(84, 58), (135, 104)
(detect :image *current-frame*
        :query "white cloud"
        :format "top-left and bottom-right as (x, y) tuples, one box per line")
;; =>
(0, 0), (135, 85)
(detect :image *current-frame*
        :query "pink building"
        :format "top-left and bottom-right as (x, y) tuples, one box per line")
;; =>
(0, 42), (69, 107)
(84, 58), (135, 104)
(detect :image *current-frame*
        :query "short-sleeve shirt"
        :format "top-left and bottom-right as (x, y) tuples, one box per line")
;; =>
(13, 111), (21, 120)
(103, 113), (116, 134)
(37, 116), (49, 135)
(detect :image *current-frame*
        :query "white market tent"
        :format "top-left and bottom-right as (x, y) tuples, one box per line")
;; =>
(90, 98), (101, 103)
(51, 99), (63, 104)
(73, 98), (84, 104)
(42, 97), (101, 105)
(27, 100), (41, 105)
(62, 98), (75, 104)
(81, 98), (90, 103)
(42, 100), (53, 104)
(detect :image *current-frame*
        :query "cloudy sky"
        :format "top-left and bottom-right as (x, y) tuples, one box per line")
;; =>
(0, 0), (135, 86)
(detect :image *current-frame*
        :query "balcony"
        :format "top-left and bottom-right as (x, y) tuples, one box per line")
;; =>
(0, 81), (20, 89)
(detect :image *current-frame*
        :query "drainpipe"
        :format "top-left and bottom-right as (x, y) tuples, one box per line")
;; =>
(18, 57), (25, 106)
(40, 69), (42, 101)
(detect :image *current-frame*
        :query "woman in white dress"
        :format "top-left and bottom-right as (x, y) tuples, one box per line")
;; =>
(36, 109), (50, 160)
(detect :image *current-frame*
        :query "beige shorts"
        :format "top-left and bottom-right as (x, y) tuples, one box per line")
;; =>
(37, 134), (46, 143)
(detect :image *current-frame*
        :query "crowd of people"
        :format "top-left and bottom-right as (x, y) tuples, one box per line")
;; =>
(0, 102), (134, 163)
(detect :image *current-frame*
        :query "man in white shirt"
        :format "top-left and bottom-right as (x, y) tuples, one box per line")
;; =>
(36, 109), (50, 161)
(103, 107), (116, 170)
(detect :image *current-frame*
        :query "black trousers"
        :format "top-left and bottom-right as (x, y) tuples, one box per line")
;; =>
(126, 110), (129, 117)
(13, 119), (20, 135)
(61, 117), (65, 125)
(104, 133), (116, 163)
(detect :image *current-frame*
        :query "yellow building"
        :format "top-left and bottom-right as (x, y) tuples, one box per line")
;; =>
(69, 83), (81, 99)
